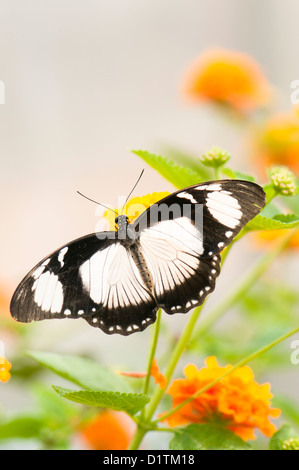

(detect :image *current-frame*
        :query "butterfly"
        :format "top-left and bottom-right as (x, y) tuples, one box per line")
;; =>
(10, 179), (265, 335)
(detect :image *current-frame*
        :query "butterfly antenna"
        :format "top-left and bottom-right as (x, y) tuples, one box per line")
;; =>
(121, 169), (145, 215)
(77, 191), (118, 216)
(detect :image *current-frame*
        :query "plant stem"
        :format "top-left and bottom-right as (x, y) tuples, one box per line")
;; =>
(128, 425), (147, 450)
(214, 166), (221, 180)
(154, 324), (299, 424)
(129, 305), (204, 449)
(143, 309), (162, 397)
(144, 305), (204, 421)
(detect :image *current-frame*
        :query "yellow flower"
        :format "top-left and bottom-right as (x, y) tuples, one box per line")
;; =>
(103, 191), (170, 230)
(182, 48), (271, 113)
(163, 356), (280, 441)
(0, 357), (11, 383)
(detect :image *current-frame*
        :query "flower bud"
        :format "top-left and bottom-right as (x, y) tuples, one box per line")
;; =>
(269, 166), (297, 196)
(200, 146), (231, 168)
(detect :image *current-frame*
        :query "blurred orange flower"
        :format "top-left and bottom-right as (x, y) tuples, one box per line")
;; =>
(163, 356), (280, 441)
(103, 191), (170, 231)
(182, 48), (271, 113)
(0, 284), (12, 318)
(254, 229), (299, 250)
(253, 111), (299, 175)
(0, 357), (11, 383)
(80, 410), (135, 450)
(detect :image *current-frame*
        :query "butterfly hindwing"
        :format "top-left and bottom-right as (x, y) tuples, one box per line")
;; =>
(10, 233), (157, 335)
(138, 220), (221, 313)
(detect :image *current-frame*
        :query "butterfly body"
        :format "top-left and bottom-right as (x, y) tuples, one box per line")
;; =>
(10, 180), (266, 335)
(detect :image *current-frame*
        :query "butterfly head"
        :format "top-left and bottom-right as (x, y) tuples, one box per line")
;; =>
(115, 215), (129, 227)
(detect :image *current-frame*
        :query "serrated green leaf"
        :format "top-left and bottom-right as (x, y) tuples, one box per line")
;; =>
(0, 416), (44, 440)
(222, 167), (256, 182)
(53, 387), (150, 416)
(247, 213), (299, 231)
(169, 423), (252, 450)
(27, 351), (131, 393)
(158, 144), (212, 177)
(32, 383), (78, 421)
(132, 150), (204, 188)
(269, 424), (299, 450)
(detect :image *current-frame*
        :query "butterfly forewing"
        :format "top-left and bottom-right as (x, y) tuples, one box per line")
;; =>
(133, 180), (265, 257)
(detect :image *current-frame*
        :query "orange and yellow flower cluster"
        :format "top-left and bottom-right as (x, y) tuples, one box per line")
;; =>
(162, 356), (280, 441)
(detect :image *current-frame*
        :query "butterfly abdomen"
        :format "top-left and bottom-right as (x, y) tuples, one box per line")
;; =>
(129, 244), (154, 293)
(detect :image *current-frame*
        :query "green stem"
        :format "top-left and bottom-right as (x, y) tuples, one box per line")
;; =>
(128, 425), (147, 450)
(130, 305), (204, 449)
(154, 325), (299, 424)
(214, 166), (221, 180)
(144, 305), (204, 422)
(143, 309), (162, 397)
(190, 228), (298, 347)
(130, 309), (161, 448)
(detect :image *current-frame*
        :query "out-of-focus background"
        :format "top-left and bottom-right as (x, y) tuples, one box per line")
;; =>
(0, 0), (298, 450)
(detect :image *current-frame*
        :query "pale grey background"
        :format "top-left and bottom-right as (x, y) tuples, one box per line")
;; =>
(0, 0), (298, 450)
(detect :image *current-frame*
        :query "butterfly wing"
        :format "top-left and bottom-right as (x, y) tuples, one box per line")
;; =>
(133, 180), (265, 313)
(138, 219), (221, 313)
(134, 180), (265, 257)
(10, 233), (157, 335)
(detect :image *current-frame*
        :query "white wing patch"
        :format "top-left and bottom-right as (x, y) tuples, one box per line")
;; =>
(206, 190), (242, 229)
(79, 244), (152, 309)
(139, 218), (203, 297)
(32, 271), (64, 313)
(177, 191), (198, 204)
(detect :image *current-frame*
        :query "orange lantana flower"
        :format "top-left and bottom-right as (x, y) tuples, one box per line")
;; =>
(79, 410), (135, 450)
(103, 191), (170, 230)
(151, 358), (167, 389)
(182, 49), (271, 113)
(253, 111), (299, 175)
(0, 357), (11, 383)
(164, 356), (280, 441)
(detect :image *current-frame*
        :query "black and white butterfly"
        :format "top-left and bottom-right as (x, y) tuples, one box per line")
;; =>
(10, 180), (265, 335)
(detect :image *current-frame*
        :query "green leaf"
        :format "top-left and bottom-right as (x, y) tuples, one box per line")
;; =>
(262, 183), (277, 204)
(132, 150), (204, 188)
(169, 423), (252, 450)
(281, 194), (299, 215)
(222, 167), (256, 182)
(53, 386), (150, 416)
(0, 416), (44, 440)
(158, 144), (212, 177)
(269, 424), (299, 450)
(247, 213), (299, 231)
(27, 351), (132, 393)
